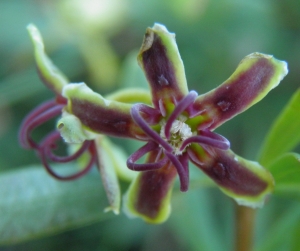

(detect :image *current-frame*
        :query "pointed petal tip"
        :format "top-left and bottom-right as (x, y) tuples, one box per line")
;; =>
(104, 206), (120, 215)
(245, 52), (288, 87)
(27, 23), (69, 95)
(195, 52), (288, 130)
(138, 24), (188, 107)
(234, 193), (271, 209)
(152, 23), (175, 36)
(27, 23), (44, 48)
(122, 190), (171, 224)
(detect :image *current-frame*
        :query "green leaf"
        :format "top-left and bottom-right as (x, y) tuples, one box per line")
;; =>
(258, 89), (300, 167)
(169, 189), (233, 251)
(255, 203), (300, 251)
(0, 165), (112, 245)
(268, 153), (300, 196)
(291, 223), (300, 251)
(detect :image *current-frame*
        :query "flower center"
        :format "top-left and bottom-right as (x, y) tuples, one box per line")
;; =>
(160, 118), (193, 155)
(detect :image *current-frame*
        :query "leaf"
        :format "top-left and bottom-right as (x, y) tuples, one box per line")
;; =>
(255, 203), (300, 251)
(291, 223), (300, 251)
(169, 188), (234, 251)
(268, 153), (300, 196)
(0, 165), (112, 245)
(258, 89), (300, 167)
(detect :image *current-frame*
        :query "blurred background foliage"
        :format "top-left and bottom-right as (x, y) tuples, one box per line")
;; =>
(1, 0), (300, 250)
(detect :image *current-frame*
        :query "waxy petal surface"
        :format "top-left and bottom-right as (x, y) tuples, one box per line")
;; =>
(137, 24), (189, 109)
(27, 24), (68, 96)
(62, 83), (145, 139)
(190, 147), (274, 207)
(194, 53), (288, 130)
(95, 137), (121, 215)
(123, 149), (177, 223)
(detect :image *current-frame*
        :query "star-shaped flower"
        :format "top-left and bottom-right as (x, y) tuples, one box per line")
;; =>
(20, 23), (288, 224)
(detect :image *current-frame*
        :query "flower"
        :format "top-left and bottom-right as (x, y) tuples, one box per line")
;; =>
(122, 24), (288, 223)
(20, 23), (288, 224)
(19, 24), (142, 214)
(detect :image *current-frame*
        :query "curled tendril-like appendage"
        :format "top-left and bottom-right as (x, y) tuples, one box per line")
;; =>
(128, 91), (230, 192)
(19, 99), (96, 180)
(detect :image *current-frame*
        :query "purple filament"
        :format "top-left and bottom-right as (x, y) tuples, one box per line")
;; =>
(137, 103), (161, 125)
(201, 129), (230, 143)
(165, 152), (189, 192)
(127, 141), (169, 171)
(39, 132), (96, 180)
(19, 100), (64, 149)
(41, 131), (92, 163)
(158, 98), (166, 117)
(180, 134), (230, 151)
(131, 104), (173, 152)
(164, 91), (198, 140)
(187, 148), (204, 166)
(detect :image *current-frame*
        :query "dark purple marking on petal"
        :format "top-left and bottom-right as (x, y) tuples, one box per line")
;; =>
(194, 58), (275, 130)
(193, 148), (268, 196)
(135, 161), (177, 219)
(141, 33), (184, 107)
(164, 91), (198, 139)
(39, 131), (96, 180)
(127, 141), (168, 171)
(165, 152), (189, 191)
(131, 104), (173, 152)
(70, 98), (143, 139)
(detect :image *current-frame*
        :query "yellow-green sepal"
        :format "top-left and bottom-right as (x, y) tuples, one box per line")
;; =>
(27, 24), (68, 95)
(95, 136), (121, 215)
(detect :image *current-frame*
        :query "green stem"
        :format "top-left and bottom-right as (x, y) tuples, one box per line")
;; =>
(235, 205), (256, 251)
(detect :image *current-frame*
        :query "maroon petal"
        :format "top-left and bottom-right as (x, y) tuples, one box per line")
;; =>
(123, 149), (177, 223)
(137, 24), (189, 109)
(193, 53), (288, 130)
(189, 146), (274, 207)
(63, 83), (146, 139)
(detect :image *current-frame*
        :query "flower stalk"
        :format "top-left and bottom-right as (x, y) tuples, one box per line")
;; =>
(235, 206), (256, 251)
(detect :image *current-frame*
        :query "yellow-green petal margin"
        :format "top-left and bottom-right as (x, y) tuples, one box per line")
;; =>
(27, 24), (68, 95)
(123, 172), (175, 224)
(137, 23), (189, 107)
(194, 53), (288, 130)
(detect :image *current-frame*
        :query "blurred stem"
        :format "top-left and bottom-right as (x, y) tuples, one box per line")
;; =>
(235, 205), (256, 251)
